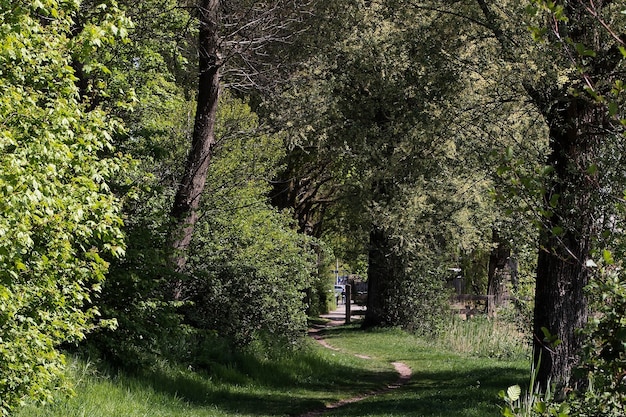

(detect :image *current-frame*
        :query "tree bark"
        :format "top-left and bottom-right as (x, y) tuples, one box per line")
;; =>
(474, 0), (614, 391)
(532, 97), (601, 390)
(170, 0), (221, 279)
(487, 229), (510, 317)
(363, 225), (388, 328)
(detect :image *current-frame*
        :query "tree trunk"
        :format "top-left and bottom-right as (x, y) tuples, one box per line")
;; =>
(363, 225), (388, 328)
(169, 0), (221, 282)
(487, 229), (510, 317)
(474, 0), (614, 391)
(532, 97), (601, 391)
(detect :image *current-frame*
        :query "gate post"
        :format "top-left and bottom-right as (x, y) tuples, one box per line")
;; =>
(345, 284), (351, 324)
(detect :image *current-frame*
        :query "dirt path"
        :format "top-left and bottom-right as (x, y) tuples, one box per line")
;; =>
(300, 307), (412, 417)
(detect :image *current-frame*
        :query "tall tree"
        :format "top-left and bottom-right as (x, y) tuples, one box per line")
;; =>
(272, 1), (497, 330)
(169, 0), (221, 276)
(169, 0), (315, 276)
(472, 0), (626, 388)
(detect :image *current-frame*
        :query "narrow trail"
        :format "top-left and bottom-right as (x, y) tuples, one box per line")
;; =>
(300, 305), (412, 417)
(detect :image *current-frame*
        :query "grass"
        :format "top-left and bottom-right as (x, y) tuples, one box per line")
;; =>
(17, 341), (394, 417)
(18, 317), (530, 417)
(319, 325), (529, 416)
(437, 315), (530, 359)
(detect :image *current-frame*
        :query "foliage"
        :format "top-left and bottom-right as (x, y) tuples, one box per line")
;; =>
(76, 0), (323, 369)
(273, 0), (502, 331)
(183, 96), (317, 349)
(500, 356), (570, 417)
(568, 267), (626, 416)
(87, 86), (318, 364)
(83, 34), (196, 368)
(0, 0), (126, 414)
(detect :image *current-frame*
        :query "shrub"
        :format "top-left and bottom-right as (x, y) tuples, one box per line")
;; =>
(0, 1), (126, 413)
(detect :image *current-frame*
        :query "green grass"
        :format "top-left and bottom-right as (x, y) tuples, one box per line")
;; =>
(18, 321), (529, 417)
(437, 315), (530, 359)
(319, 325), (529, 416)
(17, 341), (394, 417)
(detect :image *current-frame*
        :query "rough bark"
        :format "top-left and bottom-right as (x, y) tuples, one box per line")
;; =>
(362, 225), (388, 328)
(170, 0), (221, 278)
(532, 97), (601, 390)
(486, 229), (510, 317)
(474, 0), (617, 390)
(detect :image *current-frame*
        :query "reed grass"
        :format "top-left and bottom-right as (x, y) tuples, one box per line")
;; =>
(437, 315), (530, 360)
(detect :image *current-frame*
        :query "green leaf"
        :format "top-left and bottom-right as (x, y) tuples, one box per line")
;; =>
(549, 193), (560, 208)
(507, 385), (521, 402)
(534, 400), (547, 413)
(603, 249), (614, 265)
(586, 163), (598, 175)
(558, 401), (571, 415)
(551, 226), (564, 236)
(502, 407), (516, 417)
(575, 42), (596, 57)
(505, 146), (514, 160)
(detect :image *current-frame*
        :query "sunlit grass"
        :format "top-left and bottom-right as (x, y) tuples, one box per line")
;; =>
(437, 315), (530, 359)
(319, 325), (529, 417)
(19, 322), (529, 417)
(17, 340), (394, 417)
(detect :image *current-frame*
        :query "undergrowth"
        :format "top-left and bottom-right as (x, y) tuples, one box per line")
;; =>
(438, 315), (530, 360)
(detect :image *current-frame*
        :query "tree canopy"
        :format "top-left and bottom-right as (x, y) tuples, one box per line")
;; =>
(3, 0), (626, 414)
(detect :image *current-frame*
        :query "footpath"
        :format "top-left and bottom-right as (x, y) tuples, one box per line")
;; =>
(301, 302), (412, 417)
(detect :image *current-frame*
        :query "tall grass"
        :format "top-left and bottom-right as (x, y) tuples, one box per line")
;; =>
(438, 315), (530, 359)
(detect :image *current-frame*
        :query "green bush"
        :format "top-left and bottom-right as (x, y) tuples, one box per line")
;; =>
(0, 1), (126, 413)
(569, 269), (626, 417)
(178, 97), (317, 349)
(185, 204), (315, 349)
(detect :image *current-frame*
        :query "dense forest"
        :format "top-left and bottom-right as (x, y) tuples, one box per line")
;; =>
(1, 0), (626, 415)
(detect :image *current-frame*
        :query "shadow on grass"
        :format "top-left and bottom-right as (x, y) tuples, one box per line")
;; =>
(325, 365), (528, 417)
(116, 347), (398, 416)
(302, 324), (529, 417)
(89, 323), (528, 417)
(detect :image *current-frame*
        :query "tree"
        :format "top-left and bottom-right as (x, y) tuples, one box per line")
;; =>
(169, 0), (315, 277)
(169, 0), (220, 277)
(472, 0), (626, 389)
(269, 1), (502, 330)
(0, 1), (126, 413)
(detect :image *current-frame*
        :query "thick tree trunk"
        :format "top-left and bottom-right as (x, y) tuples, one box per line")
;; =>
(363, 225), (388, 328)
(474, 0), (615, 392)
(532, 98), (601, 390)
(487, 229), (510, 317)
(170, 0), (221, 279)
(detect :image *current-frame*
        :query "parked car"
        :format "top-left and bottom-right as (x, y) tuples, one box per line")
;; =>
(334, 285), (345, 304)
